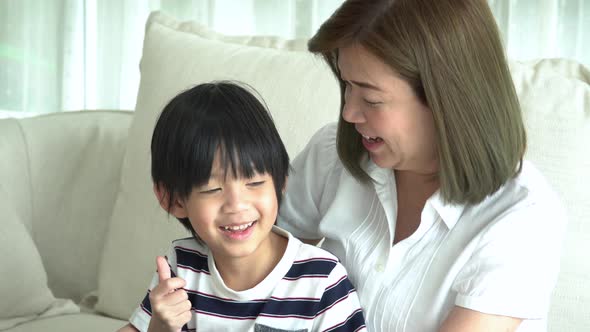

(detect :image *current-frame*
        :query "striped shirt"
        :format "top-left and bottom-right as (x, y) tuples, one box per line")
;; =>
(129, 226), (366, 332)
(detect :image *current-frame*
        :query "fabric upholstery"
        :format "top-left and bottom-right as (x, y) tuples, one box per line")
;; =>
(0, 110), (133, 332)
(0, 119), (32, 232)
(510, 59), (590, 331)
(0, 188), (79, 330)
(16, 111), (133, 303)
(5, 313), (126, 332)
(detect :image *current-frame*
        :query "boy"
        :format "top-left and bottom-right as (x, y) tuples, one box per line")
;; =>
(118, 81), (366, 332)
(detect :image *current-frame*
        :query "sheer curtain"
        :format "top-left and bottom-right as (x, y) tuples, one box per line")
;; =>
(1, 0), (588, 116)
(489, 0), (589, 65)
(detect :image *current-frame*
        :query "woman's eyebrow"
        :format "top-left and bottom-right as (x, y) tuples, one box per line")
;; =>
(349, 79), (383, 92)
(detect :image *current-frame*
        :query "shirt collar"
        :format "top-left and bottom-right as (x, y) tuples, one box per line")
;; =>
(364, 157), (465, 230)
(427, 190), (465, 230)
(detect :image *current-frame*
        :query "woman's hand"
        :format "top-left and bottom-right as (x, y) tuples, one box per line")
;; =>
(439, 306), (522, 332)
(147, 256), (192, 332)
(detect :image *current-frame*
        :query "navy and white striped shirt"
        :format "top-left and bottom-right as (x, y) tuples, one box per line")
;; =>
(129, 226), (366, 332)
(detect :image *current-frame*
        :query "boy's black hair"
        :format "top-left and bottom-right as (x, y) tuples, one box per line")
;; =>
(150, 81), (290, 240)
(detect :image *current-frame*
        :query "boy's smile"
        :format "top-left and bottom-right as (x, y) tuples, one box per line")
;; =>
(168, 151), (285, 287)
(219, 220), (257, 240)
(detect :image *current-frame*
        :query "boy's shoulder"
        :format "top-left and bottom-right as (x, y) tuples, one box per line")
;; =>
(274, 226), (344, 275)
(296, 241), (340, 263)
(171, 237), (209, 257)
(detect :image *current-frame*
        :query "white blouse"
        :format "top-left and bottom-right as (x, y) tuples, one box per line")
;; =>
(277, 123), (566, 332)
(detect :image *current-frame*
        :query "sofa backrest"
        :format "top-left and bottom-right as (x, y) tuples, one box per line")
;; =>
(511, 59), (590, 330)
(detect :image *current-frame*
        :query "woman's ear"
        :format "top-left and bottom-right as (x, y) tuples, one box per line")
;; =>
(153, 183), (188, 218)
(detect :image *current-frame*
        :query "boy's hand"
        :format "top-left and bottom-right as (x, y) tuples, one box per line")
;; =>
(147, 256), (192, 332)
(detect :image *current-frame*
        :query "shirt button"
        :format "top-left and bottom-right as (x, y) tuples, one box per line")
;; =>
(375, 263), (384, 272)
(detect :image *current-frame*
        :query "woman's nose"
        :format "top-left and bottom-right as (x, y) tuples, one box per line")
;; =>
(342, 100), (366, 124)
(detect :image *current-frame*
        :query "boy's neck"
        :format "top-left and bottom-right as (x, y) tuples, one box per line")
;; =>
(214, 230), (288, 291)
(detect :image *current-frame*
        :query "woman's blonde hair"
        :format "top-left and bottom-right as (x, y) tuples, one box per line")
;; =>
(309, 0), (526, 205)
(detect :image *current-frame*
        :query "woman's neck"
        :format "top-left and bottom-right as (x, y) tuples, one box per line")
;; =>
(393, 169), (440, 244)
(214, 231), (288, 291)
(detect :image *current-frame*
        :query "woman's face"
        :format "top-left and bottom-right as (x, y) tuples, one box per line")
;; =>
(338, 44), (438, 175)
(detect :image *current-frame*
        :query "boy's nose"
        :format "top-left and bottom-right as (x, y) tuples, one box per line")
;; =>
(222, 188), (248, 213)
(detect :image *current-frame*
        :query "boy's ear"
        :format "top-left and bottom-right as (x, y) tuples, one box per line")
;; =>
(282, 176), (288, 194)
(153, 183), (188, 218)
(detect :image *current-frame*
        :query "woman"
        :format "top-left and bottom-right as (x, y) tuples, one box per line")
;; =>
(277, 0), (565, 331)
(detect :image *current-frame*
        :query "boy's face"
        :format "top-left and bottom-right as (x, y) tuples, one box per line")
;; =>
(174, 153), (280, 264)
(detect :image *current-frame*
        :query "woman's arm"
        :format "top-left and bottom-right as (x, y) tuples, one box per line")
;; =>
(439, 306), (522, 332)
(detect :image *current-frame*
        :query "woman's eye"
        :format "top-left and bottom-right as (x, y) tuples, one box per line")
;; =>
(364, 99), (381, 107)
(199, 188), (221, 194)
(247, 181), (265, 187)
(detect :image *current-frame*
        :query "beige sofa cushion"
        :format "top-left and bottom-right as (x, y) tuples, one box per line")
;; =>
(0, 188), (79, 330)
(96, 11), (339, 320)
(5, 313), (125, 332)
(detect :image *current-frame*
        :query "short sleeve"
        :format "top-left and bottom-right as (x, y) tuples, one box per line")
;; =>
(452, 200), (567, 319)
(128, 245), (179, 331)
(278, 123), (340, 240)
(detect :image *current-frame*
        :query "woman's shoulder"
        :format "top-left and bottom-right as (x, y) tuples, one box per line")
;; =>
(507, 160), (564, 211)
(311, 122), (338, 141)
(464, 160), (566, 238)
(301, 122), (339, 160)
(468, 161), (561, 211)
(290, 122), (344, 183)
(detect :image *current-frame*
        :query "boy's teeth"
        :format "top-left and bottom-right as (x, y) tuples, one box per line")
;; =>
(222, 221), (254, 231)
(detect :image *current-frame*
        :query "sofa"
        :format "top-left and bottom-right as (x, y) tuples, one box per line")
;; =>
(1, 11), (589, 332)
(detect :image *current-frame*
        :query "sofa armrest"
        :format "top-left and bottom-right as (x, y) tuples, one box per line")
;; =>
(13, 110), (133, 302)
(0, 117), (34, 231)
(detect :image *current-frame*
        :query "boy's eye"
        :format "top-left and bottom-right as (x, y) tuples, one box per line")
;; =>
(247, 181), (265, 187)
(199, 188), (221, 194)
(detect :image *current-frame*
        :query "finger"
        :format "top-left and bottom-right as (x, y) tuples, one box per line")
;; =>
(173, 299), (193, 315)
(156, 256), (171, 282)
(149, 300), (191, 331)
(174, 301), (193, 322)
(177, 310), (193, 325)
(151, 298), (192, 321)
(164, 288), (189, 306)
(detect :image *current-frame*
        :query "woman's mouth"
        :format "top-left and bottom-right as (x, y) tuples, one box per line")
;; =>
(361, 134), (384, 151)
